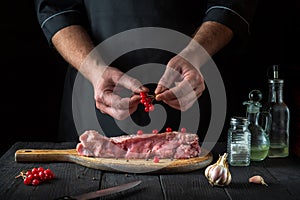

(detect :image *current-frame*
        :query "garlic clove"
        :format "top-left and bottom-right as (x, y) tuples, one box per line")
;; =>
(204, 164), (213, 178)
(249, 175), (268, 186)
(210, 165), (222, 180)
(225, 171), (232, 185)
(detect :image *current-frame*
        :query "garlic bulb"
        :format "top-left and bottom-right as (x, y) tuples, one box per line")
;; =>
(204, 153), (231, 187)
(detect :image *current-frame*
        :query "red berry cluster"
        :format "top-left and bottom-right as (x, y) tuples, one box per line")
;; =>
(140, 92), (155, 112)
(16, 167), (55, 186)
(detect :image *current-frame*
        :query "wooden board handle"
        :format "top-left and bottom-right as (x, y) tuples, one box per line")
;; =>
(15, 149), (78, 162)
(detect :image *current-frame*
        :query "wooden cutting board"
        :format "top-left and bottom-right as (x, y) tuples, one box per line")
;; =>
(15, 148), (213, 174)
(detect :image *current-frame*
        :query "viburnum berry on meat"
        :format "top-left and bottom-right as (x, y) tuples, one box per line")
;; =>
(137, 130), (143, 135)
(153, 156), (160, 163)
(152, 129), (158, 134)
(181, 127), (187, 133)
(166, 127), (172, 132)
(15, 166), (55, 186)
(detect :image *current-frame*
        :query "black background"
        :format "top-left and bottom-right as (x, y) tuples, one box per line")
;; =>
(1, 1), (299, 155)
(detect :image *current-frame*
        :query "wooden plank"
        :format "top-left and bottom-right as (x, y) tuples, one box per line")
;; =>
(99, 172), (164, 200)
(224, 160), (294, 200)
(264, 156), (300, 198)
(15, 148), (213, 174)
(160, 171), (230, 200)
(39, 163), (102, 200)
(0, 142), (103, 200)
(2, 142), (300, 200)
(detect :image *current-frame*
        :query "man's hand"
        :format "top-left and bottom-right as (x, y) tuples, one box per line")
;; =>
(154, 55), (205, 111)
(93, 66), (148, 120)
(154, 21), (233, 111)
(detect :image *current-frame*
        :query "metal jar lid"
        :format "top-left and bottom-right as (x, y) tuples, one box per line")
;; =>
(268, 79), (284, 84)
(230, 116), (249, 125)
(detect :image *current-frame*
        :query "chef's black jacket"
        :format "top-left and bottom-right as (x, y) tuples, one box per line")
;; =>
(34, 0), (258, 142)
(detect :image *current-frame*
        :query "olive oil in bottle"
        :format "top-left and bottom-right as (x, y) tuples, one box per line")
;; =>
(243, 90), (270, 161)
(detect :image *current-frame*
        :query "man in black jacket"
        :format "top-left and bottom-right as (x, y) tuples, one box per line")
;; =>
(34, 0), (258, 141)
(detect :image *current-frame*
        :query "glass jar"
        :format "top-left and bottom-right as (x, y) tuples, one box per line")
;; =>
(227, 116), (251, 166)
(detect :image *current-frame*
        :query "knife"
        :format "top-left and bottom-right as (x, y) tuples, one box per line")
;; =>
(54, 180), (142, 200)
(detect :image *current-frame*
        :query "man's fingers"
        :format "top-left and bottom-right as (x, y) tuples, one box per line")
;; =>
(155, 67), (181, 95)
(95, 97), (139, 120)
(96, 92), (140, 109)
(156, 80), (204, 111)
(169, 89), (200, 110)
(117, 73), (148, 93)
(154, 85), (167, 96)
(96, 102), (130, 120)
(96, 91), (139, 110)
(156, 80), (195, 101)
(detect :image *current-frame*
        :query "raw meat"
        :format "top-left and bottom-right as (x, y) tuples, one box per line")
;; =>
(76, 130), (201, 159)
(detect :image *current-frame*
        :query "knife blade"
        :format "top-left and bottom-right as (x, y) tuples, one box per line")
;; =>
(54, 180), (142, 200)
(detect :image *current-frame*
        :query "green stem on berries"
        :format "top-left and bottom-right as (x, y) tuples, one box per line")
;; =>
(15, 170), (29, 179)
(148, 95), (155, 101)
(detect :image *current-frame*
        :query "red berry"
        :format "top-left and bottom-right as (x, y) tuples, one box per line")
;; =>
(46, 173), (54, 180)
(166, 127), (172, 132)
(140, 92), (147, 98)
(23, 177), (32, 185)
(25, 170), (32, 177)
(38, 171), (46, 181)
(32, 179), (40, 186)
(31, 168), (38, 174)
(33, 173), (39, 179)
(148, 104), (154, 111)
(37, 167), (44, 172)
(152, 129), (158, 134)
(137, 130), (143, 135)
(181, 127), (187, 133)
(153, 156), (159, 163)
(44, 169), (54, 178)
(27, 174), (33, 180)
(144, 107), (149, 112)
(140, 98), (146, 104)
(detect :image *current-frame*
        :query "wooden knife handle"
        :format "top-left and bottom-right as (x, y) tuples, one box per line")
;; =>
(15, 149), (78, 162)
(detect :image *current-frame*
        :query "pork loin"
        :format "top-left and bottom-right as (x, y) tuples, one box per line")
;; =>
(76, 130), (201, 159)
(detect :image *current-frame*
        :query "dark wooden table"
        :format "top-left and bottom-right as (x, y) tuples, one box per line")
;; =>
(1, 142), (300, 200)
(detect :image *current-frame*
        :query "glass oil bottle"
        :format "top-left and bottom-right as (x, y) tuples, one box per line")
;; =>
(243, 90), (270, 161)
(263, 65), (290, 158)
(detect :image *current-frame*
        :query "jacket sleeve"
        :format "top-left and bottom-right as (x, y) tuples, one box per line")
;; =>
(203, 0), (259, 41)
(34, 0), (86, 46)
